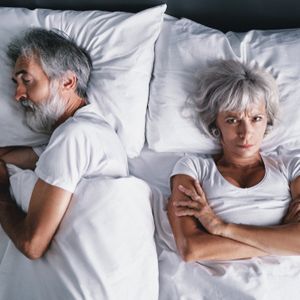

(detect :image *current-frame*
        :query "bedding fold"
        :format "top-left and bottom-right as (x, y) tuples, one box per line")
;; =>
(0, 168), (158, 300)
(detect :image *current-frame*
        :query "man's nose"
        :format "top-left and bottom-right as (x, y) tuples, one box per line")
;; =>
(15, 84), (27, 102)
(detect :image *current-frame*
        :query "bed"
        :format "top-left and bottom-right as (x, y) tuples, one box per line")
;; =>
(1, 0), (300, 299)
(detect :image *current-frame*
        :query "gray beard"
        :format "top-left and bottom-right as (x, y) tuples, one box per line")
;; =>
(22, 84), (66, 134)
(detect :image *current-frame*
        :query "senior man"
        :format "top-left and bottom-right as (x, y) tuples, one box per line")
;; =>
(0, 28), (128, 259)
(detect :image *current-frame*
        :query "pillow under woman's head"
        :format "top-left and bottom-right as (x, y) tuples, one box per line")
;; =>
(147, 18), (300, 154)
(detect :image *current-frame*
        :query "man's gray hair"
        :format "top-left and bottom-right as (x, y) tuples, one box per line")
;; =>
(192, 60), (279, 138)
(7, 28), (92, 99)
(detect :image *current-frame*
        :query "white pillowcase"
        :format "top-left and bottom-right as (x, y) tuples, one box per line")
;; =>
(242, 29), (300, 153)
(147, 16), (239, 153)
(147, 18), (300, 154)
(0, 5), (166, 157)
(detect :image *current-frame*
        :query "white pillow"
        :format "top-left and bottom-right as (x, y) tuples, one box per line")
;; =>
(0, 5), (166, 157)
(241, 29), (300, 153)
(147, 18), (300, 154)
(147, 16), (239, 153)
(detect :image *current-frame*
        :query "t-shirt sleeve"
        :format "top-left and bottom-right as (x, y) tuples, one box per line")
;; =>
(35, 123), (102, 193)
(170, 155), (200, 180)
(32, 144), (48, 157)
(284, 155), (300, 182)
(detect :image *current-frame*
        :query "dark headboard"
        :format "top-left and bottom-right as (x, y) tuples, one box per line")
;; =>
(1, 0), (300, 32)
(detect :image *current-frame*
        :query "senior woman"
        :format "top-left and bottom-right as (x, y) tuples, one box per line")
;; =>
(168, 59), (300, 262)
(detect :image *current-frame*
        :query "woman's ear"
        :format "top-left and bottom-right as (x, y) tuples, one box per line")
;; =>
(211, 127), (221, 138)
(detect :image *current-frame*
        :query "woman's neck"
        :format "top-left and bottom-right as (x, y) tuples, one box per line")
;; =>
(215, 152), (263, 170)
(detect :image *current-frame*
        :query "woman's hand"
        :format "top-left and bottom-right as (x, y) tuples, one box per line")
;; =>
(173, 179), (226, 235)
(282, 198), (300, 224)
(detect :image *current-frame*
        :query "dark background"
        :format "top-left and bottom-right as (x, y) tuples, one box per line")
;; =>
(0, 0), (299, 32)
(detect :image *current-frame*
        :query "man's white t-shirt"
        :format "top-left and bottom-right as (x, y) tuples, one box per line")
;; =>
(35, 103), (128, 193)
(171, 153), (300, 226)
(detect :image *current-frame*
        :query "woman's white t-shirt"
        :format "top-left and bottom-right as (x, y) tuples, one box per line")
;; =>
(171, 153), (300, 225)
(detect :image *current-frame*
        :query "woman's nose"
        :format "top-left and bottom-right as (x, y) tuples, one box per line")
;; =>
(238, 120), (253, 139)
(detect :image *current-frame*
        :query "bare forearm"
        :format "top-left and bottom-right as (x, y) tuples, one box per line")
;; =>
(170, 175), (267, 261)
(177, 230), (267, 261)
(0, 193), (27, 253)
(0, 179), (73, 260)
(221, 223), (300, 256)
(0, 147), (15, 157)
(0, 195), (51, 259)
(1, 147), (38, 170)
(168, 208), (267, 261)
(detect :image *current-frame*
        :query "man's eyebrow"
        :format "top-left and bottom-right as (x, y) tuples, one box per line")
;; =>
(11, 70), (27, 83)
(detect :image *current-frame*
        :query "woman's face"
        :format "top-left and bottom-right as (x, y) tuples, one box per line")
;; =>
(216, 101), (268, 159)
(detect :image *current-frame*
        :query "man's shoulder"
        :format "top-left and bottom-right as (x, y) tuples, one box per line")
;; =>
(50, 113), (120, 155)
(56, 108), (112, 138)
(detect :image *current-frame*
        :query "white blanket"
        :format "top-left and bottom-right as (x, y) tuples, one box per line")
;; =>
(0, 167), (158, 300)
(151, 187), (300, 300)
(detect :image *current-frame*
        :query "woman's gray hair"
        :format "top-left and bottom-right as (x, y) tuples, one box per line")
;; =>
(192, 59), (279, 139)
(7, 28), (92, 99)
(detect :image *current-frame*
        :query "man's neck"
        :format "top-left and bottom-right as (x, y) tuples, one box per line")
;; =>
(54, 96), (86, 129)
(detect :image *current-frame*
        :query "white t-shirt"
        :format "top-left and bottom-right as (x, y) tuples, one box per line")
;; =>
(171, 153), (300, 226)
(35, 103), (128, 193)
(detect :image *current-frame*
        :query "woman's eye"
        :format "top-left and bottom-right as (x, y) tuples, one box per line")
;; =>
(253, 116), (262, 122)
(226, 118), (238, 124)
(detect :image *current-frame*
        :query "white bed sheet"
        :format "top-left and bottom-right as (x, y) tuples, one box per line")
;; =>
(128, 145), (185, 197)
(151, 185), (300, 300)
(2, 147), (300, 299)
(0, 166), (158, 300)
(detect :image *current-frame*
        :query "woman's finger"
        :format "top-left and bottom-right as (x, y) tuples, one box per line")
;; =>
(194, 180), (209, 206)
(283, 210), (294, 223)
(287, 202), (300, 218)
(173, 199), (201, 210)
(282, 199), (300, 222)
(175, 207), (200, 217)
(178, 185), (201, 202)
(283, 205), (300, 224)
(193, 180), (205, 198)
(290, 200), (300, 212)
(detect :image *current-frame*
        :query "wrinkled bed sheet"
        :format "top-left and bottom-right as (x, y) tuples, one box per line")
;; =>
(151, 188), (300, 300)
(0, 165), (158, 300)
(2, 146), (300, 300)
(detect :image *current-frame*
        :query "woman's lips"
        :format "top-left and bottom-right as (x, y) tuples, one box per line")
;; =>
(238, 144), (254, 149)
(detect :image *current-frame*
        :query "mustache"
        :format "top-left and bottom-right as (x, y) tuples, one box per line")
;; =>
(20, 99), (37, 111)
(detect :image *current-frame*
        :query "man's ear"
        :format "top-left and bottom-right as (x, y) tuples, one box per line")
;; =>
(62, 71), (77, 91)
